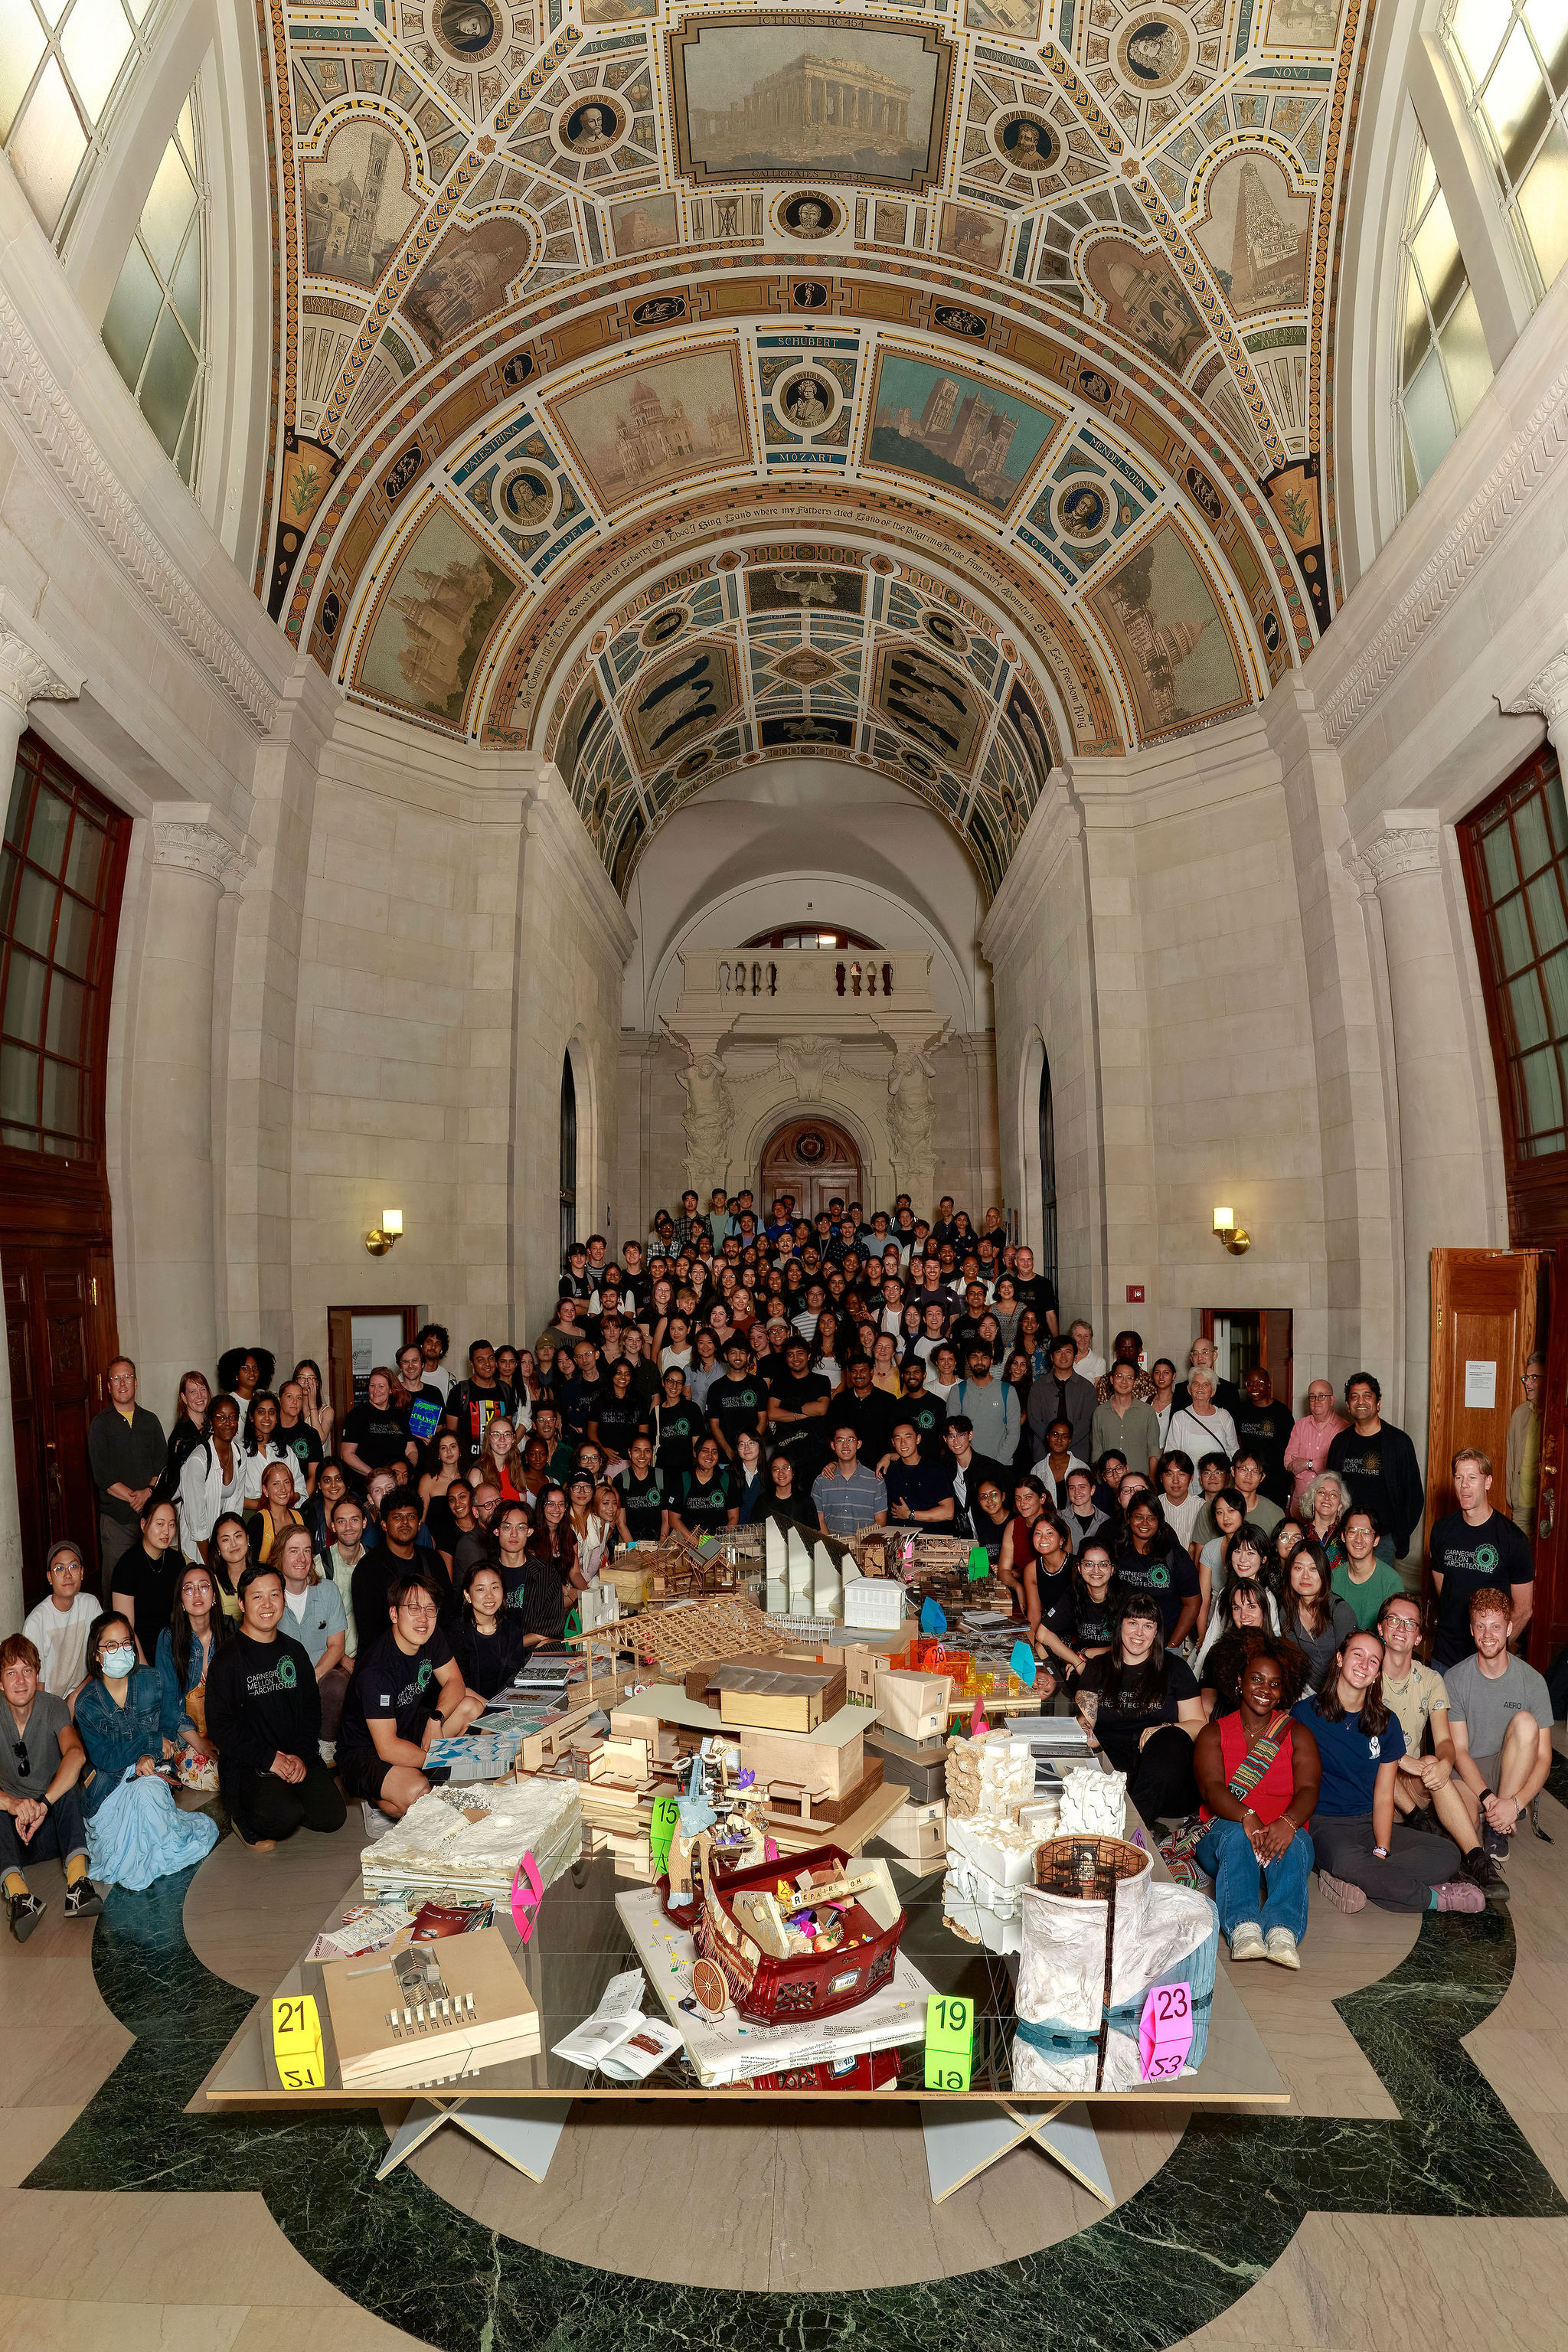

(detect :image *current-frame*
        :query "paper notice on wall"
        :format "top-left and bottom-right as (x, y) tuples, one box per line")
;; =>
(1464, 1361), (1498, 1410)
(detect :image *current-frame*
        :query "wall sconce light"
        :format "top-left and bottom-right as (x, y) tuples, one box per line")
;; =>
(364, 1207), (403, 1256)
(1213, 1205), (1251, 1256)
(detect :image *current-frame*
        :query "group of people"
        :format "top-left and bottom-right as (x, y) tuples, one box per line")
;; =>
(1, 1183), (1553, 1965)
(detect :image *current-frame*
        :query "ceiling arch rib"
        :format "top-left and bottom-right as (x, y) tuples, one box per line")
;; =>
(253, 0), (1372, 894)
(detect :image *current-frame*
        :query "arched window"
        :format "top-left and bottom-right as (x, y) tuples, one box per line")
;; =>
(102, 85), (207, 486)
(740, 924), (879, 951)
(1393, 125), (1493, 511)
(1445, 0), (1568, 302)
(1037, 1049), (1057, 1299)
(559, 1050), (577, 1272)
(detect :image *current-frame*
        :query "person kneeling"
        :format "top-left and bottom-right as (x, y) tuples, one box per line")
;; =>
(1194, 1635), (1319, 1968)
(337, 1570), (485, 1821)
(204, 1565), (348, 1853)
(0, 1635), (102, 1939)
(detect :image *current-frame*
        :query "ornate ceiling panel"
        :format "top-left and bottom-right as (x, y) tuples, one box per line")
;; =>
(253, 0), (1371, 894)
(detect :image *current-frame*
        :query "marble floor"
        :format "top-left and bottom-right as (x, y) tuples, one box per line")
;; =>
(2, 1753), (1566, 2352)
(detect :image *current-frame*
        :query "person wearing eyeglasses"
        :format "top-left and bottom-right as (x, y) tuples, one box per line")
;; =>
(0, 1634), (101, 1942)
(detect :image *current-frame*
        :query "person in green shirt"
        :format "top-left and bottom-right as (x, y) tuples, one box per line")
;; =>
(1331, 1507), (1406, 1631)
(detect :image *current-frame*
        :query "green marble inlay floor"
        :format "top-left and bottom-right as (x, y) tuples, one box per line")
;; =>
(25, 1809), (1568, 2352)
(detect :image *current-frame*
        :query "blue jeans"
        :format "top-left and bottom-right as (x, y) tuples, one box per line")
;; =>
(1195, 1817), (1312, 1942)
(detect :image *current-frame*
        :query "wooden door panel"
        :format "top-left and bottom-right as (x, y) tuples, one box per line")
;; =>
(1425, 1246), (1544, 1557)
(4, 1265), (47, 1592)
(1531, 1268), (1566, 1673)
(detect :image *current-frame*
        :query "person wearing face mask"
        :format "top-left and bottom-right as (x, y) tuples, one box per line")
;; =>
(1293, 1629), (1480, 1916)
(0, 1634), (102, 1939)
(74, 1615), (219, 1887)
(205, 1565), (349, 1850)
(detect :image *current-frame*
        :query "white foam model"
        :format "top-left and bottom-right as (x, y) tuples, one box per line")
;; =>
(844, 1577), (905, 1631)
(786, 1525), (814, 1604)
(812, 1543), (842, 1619)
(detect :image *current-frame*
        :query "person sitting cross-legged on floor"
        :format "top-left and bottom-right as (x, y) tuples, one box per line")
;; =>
(0, 1634), (102, 1940)
(1292, 1628), (1483, 1915)
(337, 1568), (485, 1822)
(1377, 1591), (1504, 1898)
(1194, 1634), (1319, 1969)
(204, 1563), (348, 1854)
(1444, 1587), (1555, 1885)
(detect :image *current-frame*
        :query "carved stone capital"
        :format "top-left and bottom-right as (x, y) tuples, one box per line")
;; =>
(1343, 814), (1442, 897)
(0, 621), (78, 717)
(151, 818), (249, 894)
(1501, 640), (1568, 736)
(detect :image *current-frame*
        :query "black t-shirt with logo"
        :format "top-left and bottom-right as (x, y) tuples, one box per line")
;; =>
(618, 1468), (666, 1541)
(205, 1628), (322, 1777)
(708, 1374), (766, 1451)
(655, 1398), (706, 1478)
(341, 1403), (410, 1471)
(1076, 1652), (1200, 1772)
(1428, 1508), (1536, 1667)
(679, 1468), (731, 1530)
(278, 1421), (324, 1481)
(1230, 1400), (1292, 1503)
(898, 1392), (949, 1460)
(826, 1387), (897, 1463)
(593, 1393), (646, 1456)
(447, 1381), (509, 1465)
(1034, 1563), (1077, 1649)
(340, 1627), (454, 1757)
(1113, 1547), (1202, 1640)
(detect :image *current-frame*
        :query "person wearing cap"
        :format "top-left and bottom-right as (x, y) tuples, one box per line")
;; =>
(706, 1338), (767, 1465)
(23, 1542), (104, 1700)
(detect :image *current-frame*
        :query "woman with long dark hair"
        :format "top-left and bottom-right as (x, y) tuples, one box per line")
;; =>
(1297, 1628), (1480, 1915)
(525, 1485), (579, 1589)
(1071, 1539), (1122, 1657)
(1074, 1592), (1205, 1824)
(1194, 1634), (1319, 1967)
(154, 1560), (234, 1778)
(165, 1370), (213, 1491)
(240, 1391), (305, 1507)
(504, 1505), (567, 1649)
(454, 1564), (531, 1697)
(1278, 1537), (1355, 1693)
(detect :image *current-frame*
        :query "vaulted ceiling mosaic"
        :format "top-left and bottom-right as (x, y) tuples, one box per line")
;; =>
(256, 0), (1368, 894)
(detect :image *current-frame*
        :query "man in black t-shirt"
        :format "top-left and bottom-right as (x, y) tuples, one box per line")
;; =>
(707, 1341), (768, 1463)
(354, 1495), (452, 1638)
(1428, 1447), (1536, 1669)
(897, 1360), (949, 1461)
(444, 1341), (511, 1466)
(1009, 1244), (1059, 1337)
(826, 1358), (897, 1466)
(204, 1564), (348, 1848)
(884, 1419), (956, 1526)
(338, 1567), (483, 1818)
(655, 1367), (705, 1481)
(1230, 1369), (1292, 1507)
(615, 1436), (668, 1541)
(1326, 1373), (1425, 1557)
(766, 1335), (832, 1476)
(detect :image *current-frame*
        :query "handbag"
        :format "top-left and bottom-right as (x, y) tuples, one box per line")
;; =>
(1159, 1710), (1291, 1887)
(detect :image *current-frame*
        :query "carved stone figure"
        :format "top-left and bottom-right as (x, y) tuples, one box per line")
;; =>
(879, 1018), (952, 1171)
(663, 1021), (733, 1186)
(776, 1034), (844, 1102)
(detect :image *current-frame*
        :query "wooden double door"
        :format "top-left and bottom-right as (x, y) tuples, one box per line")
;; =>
(5, 1241), (117, 1608)
(760, 1118), (864, 1223)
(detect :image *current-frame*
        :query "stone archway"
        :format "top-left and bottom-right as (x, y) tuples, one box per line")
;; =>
(760, 1115), (864, 1221)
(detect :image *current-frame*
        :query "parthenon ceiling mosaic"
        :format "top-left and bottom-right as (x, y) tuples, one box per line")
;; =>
(257, 0), (1368, 893)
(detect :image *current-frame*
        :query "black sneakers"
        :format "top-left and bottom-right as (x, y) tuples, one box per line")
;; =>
(64, 1879), (103, 1920)
(1459, 1847), (1508, 1899)
(8, 1890), (44, 1942)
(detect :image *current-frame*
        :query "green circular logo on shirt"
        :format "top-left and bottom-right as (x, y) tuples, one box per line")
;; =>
(1475, 1543), (1498, 1573)
(277, 1655), (297, 1690)
(1149, 1563), (1169, 1589)
(417, 1658), (433, 1691)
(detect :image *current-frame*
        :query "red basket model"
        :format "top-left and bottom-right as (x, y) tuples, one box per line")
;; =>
(662, 1841), (907, 2026)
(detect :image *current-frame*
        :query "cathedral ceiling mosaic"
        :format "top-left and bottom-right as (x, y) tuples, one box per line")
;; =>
(256, 0), (1369, 894)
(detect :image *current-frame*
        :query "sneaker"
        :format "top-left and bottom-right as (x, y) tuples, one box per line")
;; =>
(1229, 1921), (1266, 1962)
(8, 1890), (44, 1943)
(1402, 1803), (1443, 1835)
(1316, 1870), (1367, 1914)
(1264, 1928), (1302, 1968)
(1459, 1847), (1504, 1895)
(1481, 1816), (1511, 1863)
(63, 1879), (103, 1920)
(1435, 1879), (1486, 1912)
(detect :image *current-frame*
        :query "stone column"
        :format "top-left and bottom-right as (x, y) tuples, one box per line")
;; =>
(1346, 809), (1491, 1470)
(0, 618), (81, 1635)
(131, 816), (247, 1417)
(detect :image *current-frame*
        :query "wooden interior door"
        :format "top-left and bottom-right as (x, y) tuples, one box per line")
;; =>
(1200, 1309), (1294, 1411)
(1424, 1249), (1545, 1562)
(327, 1304), (420, 1435)
(760, 1119), (864, 1223)
(1527, 1262), (1565, 1673)
(4, 1241), (118, 1604)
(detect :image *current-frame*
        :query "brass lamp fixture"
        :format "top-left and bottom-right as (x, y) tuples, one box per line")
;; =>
(364, 1207), (403, 1256)
(1213, 1205), (1250, 1256)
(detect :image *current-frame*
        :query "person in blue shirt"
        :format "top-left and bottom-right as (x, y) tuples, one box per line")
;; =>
(1292, 1628), (1481, 1916)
